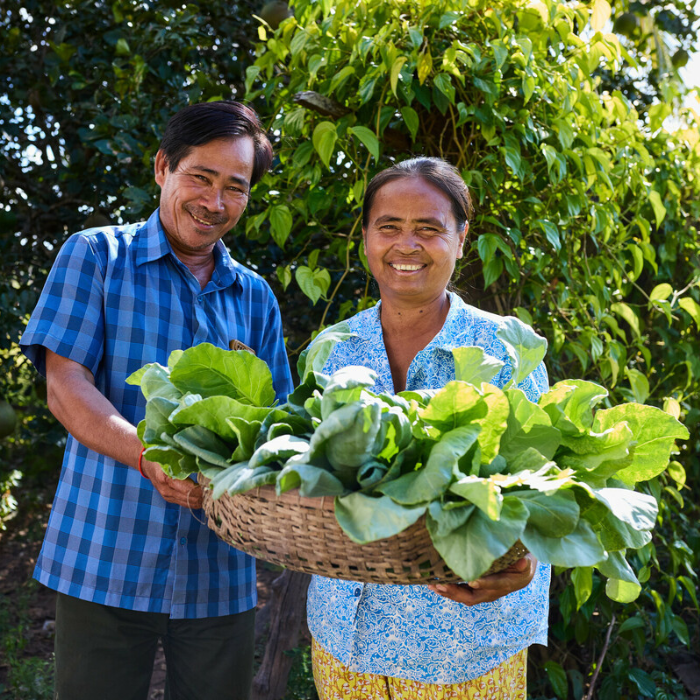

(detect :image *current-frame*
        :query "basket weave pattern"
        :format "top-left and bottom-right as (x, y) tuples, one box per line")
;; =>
(199, 476), (528, 585)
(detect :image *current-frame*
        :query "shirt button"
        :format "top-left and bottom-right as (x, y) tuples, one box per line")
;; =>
(180, 537), (187, 545)
(354, 587), (361, 597)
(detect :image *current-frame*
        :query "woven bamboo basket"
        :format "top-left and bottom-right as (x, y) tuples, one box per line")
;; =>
(199, 474), (527, 585)
(198, 475), (528, 585)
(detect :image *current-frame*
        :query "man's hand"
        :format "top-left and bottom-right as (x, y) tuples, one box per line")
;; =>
(427, 554), (538, 606)
(45, 350), (203, 510)
(140, 459), (203, 509)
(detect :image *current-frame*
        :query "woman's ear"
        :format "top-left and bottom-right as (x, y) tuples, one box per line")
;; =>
(456, 222), (469, 259)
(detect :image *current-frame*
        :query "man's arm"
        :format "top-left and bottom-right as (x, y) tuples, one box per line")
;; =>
(45, 348), (202, 508)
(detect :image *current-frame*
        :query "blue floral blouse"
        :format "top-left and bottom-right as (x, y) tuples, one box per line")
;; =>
(306, 292), (551, 683)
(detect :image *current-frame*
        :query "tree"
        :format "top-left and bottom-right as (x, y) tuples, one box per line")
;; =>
(1, 0), (699, 696)
(0, 0), (258, 399)
(0, 0), (261, 488)
(243, 0), (700, 696)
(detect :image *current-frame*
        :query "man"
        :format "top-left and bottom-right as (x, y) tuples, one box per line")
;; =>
(20, 101), (293, 700)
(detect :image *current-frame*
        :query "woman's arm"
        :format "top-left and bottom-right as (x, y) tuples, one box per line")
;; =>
(45, 348), (202, 508)
(427, 554), (538, 605)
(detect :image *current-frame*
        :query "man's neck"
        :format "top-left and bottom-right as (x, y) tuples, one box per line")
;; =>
(167, 236), (217, 290)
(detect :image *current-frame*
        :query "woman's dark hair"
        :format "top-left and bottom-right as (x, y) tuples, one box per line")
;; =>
(362, 157), (474, 230)
(158, 101), (273, 186)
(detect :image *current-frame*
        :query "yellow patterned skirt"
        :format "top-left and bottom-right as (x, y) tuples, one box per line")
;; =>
(311, 637), (527, 700)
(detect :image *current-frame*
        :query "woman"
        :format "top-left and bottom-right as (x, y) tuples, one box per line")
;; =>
(307, 157), (550, 698)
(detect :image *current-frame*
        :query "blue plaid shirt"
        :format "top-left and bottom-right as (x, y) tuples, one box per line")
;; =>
(20, 209), (293, 618)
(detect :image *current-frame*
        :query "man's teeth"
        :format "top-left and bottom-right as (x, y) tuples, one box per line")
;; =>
(192, 213), (215, 225)
(391, 264), (424, 271)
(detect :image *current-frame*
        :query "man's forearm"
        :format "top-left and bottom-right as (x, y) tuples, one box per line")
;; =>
(45, 349), (142, 469)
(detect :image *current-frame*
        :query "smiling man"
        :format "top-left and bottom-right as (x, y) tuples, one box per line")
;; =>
(20, 101), (293, 700)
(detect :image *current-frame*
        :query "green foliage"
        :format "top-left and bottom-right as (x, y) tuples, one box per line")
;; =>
(0, 0), (259, 416)
(1, 0), (699, 697)
(283, 644), (318, 700)
(244, 0), (700, 695)
(0, 582), (54, 699)
(0, 0), (262, 516)
(136, 329), (687, 597)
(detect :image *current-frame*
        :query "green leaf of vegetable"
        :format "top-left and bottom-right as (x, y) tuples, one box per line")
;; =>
(496, 317), (548, 389)
(297, 321), (356, 382)
(593, 404), (689, 484)
(429, 497), (528, 581)
(452, 346), (504, 386)
(170, 344), (276, 406)
(378, 424), (480, 504)
(521, 518), (606, 567)
(335, 492), (426, 544)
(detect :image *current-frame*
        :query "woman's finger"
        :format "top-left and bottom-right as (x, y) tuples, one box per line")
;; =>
(428, 555), (538, 605)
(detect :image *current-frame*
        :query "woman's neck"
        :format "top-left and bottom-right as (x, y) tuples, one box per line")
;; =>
(379, 291), (451, 339)
(379, 291), (451, 392)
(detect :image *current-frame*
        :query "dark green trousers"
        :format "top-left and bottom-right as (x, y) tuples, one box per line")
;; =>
(54, 592), (255, 700)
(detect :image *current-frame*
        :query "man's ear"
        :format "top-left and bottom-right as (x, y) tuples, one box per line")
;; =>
(154, 150), (168, 187)
(456, 222), (469, 259)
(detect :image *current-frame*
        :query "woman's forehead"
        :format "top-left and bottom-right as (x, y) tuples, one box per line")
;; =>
(369, 177), (455, 221)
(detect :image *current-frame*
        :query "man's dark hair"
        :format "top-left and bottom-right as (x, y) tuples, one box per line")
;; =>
(362, 157), (474, 230)
(159, 101), (273, 186)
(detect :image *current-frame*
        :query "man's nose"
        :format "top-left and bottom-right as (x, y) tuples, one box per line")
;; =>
(201, 187), (226, 212)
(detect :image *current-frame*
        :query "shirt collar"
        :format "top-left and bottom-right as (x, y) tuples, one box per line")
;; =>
(358, 291), (471, 354)
(134, 208), (239, 290)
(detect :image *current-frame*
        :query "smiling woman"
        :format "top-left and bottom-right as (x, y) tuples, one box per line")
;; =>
(306, 157), (551, 698)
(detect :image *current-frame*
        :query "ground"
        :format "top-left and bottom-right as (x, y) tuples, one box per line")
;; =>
(0, 484), (285, 700)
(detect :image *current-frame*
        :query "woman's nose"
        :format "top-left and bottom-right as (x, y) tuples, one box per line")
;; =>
(394, 230), (422, 251)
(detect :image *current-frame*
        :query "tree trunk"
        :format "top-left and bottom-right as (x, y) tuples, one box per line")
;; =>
(252, 570), (311, 700)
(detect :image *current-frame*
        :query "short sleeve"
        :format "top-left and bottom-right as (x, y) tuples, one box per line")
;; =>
(20, 233), (106, 377)
(256, 292), (294, 403)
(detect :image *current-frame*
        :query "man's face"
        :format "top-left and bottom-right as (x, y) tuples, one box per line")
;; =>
(154, 136), (255, 253)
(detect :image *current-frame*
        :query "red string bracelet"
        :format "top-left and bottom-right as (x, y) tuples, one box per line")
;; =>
(138, 447), (149, 479)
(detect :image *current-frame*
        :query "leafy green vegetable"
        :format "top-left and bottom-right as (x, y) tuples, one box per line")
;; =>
(496, 316), (548, 389)
(335, 492), (426, 544)
(296, 321), (356, 382)
(131, 318), (688, 600)
(452, 346), (504, 385)
(170, 343), (276, 406)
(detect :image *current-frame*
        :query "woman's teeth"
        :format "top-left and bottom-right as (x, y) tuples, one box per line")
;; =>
(391, 263), (424, 271)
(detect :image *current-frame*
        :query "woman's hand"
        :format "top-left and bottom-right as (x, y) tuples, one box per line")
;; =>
(427, 554), (538, 606)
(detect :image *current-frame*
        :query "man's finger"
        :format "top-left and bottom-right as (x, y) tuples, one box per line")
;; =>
(144, 461), (203, 507)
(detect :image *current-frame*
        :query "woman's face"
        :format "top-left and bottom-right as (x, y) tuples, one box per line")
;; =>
(363, 176), (467, 305)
